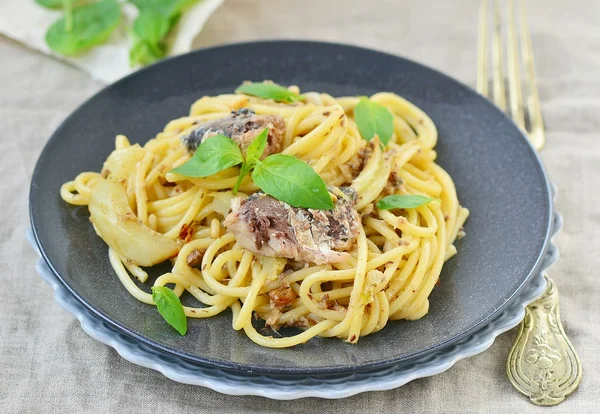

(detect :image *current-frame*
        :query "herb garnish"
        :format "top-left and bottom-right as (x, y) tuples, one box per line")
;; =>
(129, 9), (171, 66)
(377, 195), (437, 210)
(171, 135), (244, 178)
(232, 128), (269, 194)
(236, 82), (305, 103)
(354, 97), (394, 145)
(35, 0), (81, 9)
(129, 0), (196, 66)
(37, 0), (197, 66)
(171, 128), (334, 210)
(151, 286), (187, 335)
(253, 154), (334, 210)
(44, 0), (121, 56)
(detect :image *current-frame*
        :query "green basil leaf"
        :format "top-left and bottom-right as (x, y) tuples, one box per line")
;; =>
(252, 155), (334, 210)
(35, 0), (87, 9)
(171, 135), (243, 178)
(133, 10), (171, 44)
(129, 0), (162, 9)
(376, 195), (437, 210)
(45, 0), (121, 56)
(35, 0), (64, 8)
(245, 128), (269, 163)
(151, 286), (187, 335)
(129, 10), (170, 66)
(232, 128), (269, 194)
(354, 97), (394, 145)
(129, 39), (165, 67)
(232, 162), (251, 195)
(63, 0), (74, 32)
(129, 0), (195, 16)
(168, 10), (182, 28)
(236, 82), (304, 103)
(128, 2), (188, 67)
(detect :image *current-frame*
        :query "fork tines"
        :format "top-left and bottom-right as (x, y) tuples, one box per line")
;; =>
(477, 0), (545, 149)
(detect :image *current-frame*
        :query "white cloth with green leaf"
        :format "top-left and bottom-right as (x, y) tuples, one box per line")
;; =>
(0, 0), (223, 83)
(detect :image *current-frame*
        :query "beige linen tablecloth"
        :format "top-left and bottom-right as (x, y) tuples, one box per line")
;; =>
(1, 0), (598, 412)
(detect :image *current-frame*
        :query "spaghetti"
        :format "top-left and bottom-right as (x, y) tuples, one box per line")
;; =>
(60, 85), (469, 348)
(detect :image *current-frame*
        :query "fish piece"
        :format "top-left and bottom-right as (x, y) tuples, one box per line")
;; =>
(186, 249), (204, 268)
(181, 108), (285, 158)
(223, 187), (360, 265)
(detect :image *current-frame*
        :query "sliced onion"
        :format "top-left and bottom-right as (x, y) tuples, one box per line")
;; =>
(209, 191), (240, 217)
(89, 179), (180, 267)
(101, 145), (146, 183)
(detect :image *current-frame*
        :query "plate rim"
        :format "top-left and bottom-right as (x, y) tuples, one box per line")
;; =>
(29, 39), (555, 376)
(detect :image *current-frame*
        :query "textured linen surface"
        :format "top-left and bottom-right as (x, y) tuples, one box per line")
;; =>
(1, 0), (598, 412)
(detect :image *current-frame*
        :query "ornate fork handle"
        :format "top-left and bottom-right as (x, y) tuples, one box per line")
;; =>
(507, 276), (582, 405)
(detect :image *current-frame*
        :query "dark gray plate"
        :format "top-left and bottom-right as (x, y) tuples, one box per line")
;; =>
(29, 41), (553, 376)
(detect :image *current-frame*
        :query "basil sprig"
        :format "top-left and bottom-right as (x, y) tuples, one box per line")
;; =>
(377, 195), (437, 210)
(129, 0), (196, 12)
(35, 0), (87, 9)
(232, 128), (269, 193)
(354, 97), (394, 145)
(171, 128), (334, 210)
(236, 82), (305, 103)
(128, 0), (196, 66)
(37, 0), (197, 66)
(171, 135), (244, 178)
(151, 286), (187, 335)
(129, 10), (171, 66)
(44, 0), (121, 56)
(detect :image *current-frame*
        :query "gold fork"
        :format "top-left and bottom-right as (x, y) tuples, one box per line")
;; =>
(477, 0), (582, 406)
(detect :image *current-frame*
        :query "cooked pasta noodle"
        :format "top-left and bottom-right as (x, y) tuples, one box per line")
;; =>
(60, 85), (469, 348)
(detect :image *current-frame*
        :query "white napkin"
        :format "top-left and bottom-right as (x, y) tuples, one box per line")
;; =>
(0, 0), (224, 84)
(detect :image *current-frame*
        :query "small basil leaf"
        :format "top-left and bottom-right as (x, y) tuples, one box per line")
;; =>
(129, 0), (197, 17)
(35, 0), (87, 9)
(45, 0), (121, 55)
(245, 128), (269, 163)
(232, 128), (269, 194)
(252, 155), (334, 210)
(129, 39), (165, 67)
(168, 10), (182, 28)
(236, 82), (304, 103)
(151, 286), (187, 335)
(354, 98), (394, 145)
(129, 0), (165, 9)
(133, 10), (171, 44)
(171, 135), (243, 178)
(35, 0), (64, 8)
(129, 10), (170, 66)
(376, 195), (437, 210)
